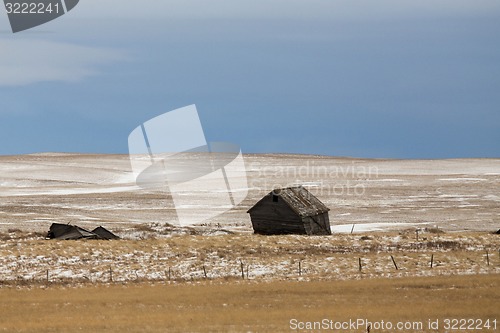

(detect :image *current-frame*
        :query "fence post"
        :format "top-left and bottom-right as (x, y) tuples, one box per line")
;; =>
(46, 269), (49, 283)
(299, 260), (302, 276)
(240, 261), (245, 280)
(486, 251), (490, 267)
(358, 258), (362, 272)
(390, 255), (398, 270)
(430, 254), (434, 268)
(415, 229), (419, 241)
(350, 224), (355, 234)
(203, 265), (208, 279)
(109, 266), (113, 282)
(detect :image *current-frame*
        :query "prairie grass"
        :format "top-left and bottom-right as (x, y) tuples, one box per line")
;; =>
(0, 274), (498, 332)
(1, 231), (499, 283)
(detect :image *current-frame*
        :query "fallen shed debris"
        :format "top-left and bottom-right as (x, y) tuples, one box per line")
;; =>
(47, 223), (119, 240)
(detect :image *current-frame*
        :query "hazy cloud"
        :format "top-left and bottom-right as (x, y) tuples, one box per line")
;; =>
(0, 39), (125, 86)
(73, 0), (500, 19)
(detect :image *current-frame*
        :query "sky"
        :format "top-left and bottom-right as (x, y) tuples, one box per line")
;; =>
(0, 0), (499, 158)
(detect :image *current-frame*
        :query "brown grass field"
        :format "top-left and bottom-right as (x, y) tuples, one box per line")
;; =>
(1, 230), (499, 333)
(0, 274), (498, 332)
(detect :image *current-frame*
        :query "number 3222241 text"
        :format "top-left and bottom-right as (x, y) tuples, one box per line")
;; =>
(5, 2), (61, 14)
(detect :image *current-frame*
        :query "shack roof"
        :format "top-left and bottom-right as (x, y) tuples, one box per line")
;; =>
(48, 223), (99, 240)
(92, 226), (120, 240)
(248, 186), (330, 217)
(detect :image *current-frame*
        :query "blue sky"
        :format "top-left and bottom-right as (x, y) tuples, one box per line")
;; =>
(0, 1), (499, 158)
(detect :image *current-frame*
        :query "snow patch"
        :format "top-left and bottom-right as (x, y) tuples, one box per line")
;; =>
(331, 222), (430, 233)
(439, 178), (487, 182)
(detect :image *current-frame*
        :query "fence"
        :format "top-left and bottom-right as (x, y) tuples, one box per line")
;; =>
(2, 248), (498, 286)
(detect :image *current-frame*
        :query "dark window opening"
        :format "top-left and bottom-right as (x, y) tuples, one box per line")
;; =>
(272, 195), (279, 202)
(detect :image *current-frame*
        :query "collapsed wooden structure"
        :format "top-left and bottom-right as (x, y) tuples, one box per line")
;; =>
(47, 223), (119, 240)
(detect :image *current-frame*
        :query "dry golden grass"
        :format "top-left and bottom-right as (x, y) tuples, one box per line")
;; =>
(0, 274), (498, 332)
(1, 231), (499, 283)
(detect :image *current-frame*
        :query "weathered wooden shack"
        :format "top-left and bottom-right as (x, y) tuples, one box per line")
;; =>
(247, 187), (331, 235)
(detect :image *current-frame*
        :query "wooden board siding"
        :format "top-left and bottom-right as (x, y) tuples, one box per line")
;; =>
(302, 213), (331, 235)
(250, 217), (306, 235)
(249, 194), (306, 235)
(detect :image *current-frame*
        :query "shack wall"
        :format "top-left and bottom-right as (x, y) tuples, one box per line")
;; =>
(302, 213), (331, 235)
(249, 195), (305, 235)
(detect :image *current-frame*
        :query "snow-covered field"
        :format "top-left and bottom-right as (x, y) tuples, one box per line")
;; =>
(0, 229), (499, 284)
(0, 153), (499, 285)
(0, 153), (499, 233)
